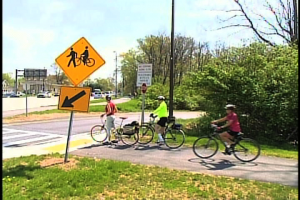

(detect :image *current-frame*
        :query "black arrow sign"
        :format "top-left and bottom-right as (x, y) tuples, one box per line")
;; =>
(62, 90), (86, 107)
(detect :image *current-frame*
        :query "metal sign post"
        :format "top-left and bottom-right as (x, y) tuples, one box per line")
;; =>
(55, 37), (105, 163)
(141, 83), (147, 124)
(25, 82), (28, 117)
(64, 111), (74, 163)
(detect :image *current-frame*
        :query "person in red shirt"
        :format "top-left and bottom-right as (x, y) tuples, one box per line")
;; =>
(101, 95), (118, 145)
(211, 104), (241, 155)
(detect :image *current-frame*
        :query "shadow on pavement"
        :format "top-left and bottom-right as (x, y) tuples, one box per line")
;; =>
(188, 157), (258, 170)
(77, 143), (103, 150)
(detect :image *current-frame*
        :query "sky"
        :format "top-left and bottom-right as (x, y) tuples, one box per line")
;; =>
(3, 0), (284, 81)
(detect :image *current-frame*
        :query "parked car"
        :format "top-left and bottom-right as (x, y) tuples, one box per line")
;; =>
(17, 91), (25, 96)
(37, 92), (51, 98)
(3, 92), (20, 98)
(53, 93), (60, 97)
(94, 92), (103, 99)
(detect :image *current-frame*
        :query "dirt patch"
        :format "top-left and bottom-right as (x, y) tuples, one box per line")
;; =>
(39, 157), (79, 171)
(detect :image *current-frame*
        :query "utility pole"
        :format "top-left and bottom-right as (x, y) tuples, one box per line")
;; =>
(293, 0), (298, 41)
(169, 0), (175, 119)
(15, 69), (18, 94)
(113, 51), (118, 98)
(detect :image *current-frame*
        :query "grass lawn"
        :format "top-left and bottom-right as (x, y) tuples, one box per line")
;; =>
(3, 154), (297, 200)
(90, 97), (118, 104)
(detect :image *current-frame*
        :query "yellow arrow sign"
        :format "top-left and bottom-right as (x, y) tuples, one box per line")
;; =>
(58, 86), (91, 112)
(55, 37), (106, 86)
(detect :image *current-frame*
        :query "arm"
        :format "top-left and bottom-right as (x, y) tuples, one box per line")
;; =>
(101, 104), (111, 117)
(220, 120), (233, 129)
(153, 103), (163, 115)
(115, 106), (118, 113)
(211, 116), (227, 124)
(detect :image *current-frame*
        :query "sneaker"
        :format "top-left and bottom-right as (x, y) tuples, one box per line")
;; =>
(158, 141), (165, 146)
(222, 148), (231, 155)
(103, 141), (111, 145)
(111, 140), (118, 143)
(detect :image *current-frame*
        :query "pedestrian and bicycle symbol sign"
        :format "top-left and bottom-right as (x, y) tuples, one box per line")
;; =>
(58, 86), (91, 112)
(55, 37), (106, 86)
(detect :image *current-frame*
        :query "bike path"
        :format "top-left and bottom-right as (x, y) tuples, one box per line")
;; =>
(71, 144), (298, 187)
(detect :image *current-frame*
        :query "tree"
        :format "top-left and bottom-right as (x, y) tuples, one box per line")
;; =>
(50, 63), (70, 84)
(218, 0), (298, 45)
(2, 73), (14, 86)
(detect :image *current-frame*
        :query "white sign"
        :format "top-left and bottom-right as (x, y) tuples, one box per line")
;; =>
(137, 64), (152, 86)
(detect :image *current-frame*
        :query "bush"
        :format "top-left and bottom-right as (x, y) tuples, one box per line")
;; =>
(185, 43), (298, 142)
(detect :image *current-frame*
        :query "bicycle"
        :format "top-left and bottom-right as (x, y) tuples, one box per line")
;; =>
(76, 55), (95, 67)
(138, 115), (186, 149)
(90, 116), (139, 146)
(193, 124), (261, 162)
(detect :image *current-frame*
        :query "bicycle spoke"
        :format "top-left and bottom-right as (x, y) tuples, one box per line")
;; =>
(233, 138), (260, 162)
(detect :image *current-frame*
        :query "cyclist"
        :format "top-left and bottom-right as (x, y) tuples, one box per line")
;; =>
(81, 46), (89, 66)
(101, 95), (118, 145)
(150, 96), (168, 145)
(211, 104), (241, 155)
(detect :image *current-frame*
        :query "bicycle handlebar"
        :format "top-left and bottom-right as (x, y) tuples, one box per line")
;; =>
(211, 124), (218, 129)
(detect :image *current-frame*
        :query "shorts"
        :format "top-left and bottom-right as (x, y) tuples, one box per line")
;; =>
(227, 130), (240, 137)
(157, 117), (168, 127)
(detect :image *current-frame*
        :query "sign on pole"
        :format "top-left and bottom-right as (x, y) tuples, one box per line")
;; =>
(58, 86), (91, 112)
(55, 37), (106, 86)
(55, 37), (106, 163)
(136, 64), (152, 86)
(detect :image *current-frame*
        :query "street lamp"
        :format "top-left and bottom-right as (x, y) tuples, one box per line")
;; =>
(113, 51), (118, 98)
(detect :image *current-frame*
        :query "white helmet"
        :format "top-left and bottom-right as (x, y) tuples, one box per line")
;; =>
(225, 104), (236, 110)
(157, 96), (165, 100)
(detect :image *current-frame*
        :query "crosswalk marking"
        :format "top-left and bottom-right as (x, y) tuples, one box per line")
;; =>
(2, 127), (66, 148)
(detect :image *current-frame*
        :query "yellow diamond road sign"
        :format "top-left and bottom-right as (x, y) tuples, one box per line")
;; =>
(55, 37), (106, 86)
(58, 86), (91, 112)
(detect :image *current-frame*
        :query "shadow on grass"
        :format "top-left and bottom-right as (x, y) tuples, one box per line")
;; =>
(3, 165), (41, 179)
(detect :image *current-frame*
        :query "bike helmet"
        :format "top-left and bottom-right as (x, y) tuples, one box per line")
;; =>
(157, 96), (165, 100)
(225, 104), (236, 110)
(106, 95), (112, 100)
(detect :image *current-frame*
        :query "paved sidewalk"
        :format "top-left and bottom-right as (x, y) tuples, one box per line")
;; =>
(71, 144), (298, 187)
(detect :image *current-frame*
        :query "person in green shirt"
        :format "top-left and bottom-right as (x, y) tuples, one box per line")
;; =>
(150, 96), (168, 145)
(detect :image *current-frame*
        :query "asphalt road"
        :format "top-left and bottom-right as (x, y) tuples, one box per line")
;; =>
(72, 143), (298, 187)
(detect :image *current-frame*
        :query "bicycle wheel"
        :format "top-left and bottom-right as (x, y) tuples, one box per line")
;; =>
(233, 138), (261, 162)
(138, 124), (155, 144)
(164, 129), (185, 149)
(193, 137), (219, 158)
(120, 130), (139, 146)
(86, 58), (95, 67)
(75, 58), (81, 66)
(91, 125), (108, 143)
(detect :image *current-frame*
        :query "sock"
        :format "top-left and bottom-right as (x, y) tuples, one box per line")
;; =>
(224, 142), (230, 148)
(158, 133), (164, 142)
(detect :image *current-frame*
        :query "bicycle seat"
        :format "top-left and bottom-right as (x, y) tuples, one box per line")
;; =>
(119, 117), (128, 120)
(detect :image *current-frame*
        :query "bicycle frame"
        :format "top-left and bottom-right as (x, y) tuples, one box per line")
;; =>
(209, 124), (242, 148)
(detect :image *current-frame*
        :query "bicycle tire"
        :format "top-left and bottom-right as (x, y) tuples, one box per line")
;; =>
(120, 130), (139, 146)
(233, 138), (261, 162)
(138, 124), (155, 144)
(91, 125), (108, 143)
(164, 129), (185, 149)
(193, 137), (219, 159)
(75, 58), (81, 66)
(87, 58), (95, 67)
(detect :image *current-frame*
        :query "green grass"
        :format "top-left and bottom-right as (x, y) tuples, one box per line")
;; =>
(3, 154), (298, 200)
(89, 99), (147, 113)
(90, 97), (118, 104)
